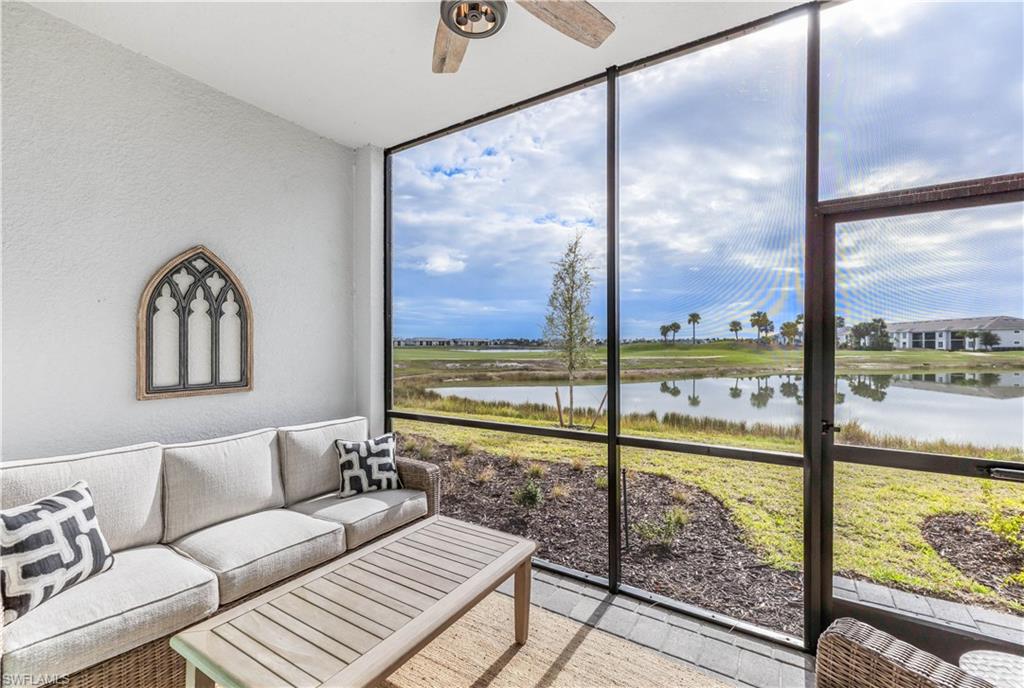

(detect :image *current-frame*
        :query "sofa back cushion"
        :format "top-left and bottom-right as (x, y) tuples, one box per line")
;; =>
(0, 443), (163, 552)
(277, 417), (368, 504)
(162, 428), (283, 542)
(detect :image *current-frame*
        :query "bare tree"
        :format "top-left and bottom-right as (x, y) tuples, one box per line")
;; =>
(544, 232), (595, 428)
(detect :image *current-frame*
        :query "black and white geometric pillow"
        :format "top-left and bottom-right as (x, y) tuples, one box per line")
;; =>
(335, 433), (403, 499)
(1, 481), (114, 624)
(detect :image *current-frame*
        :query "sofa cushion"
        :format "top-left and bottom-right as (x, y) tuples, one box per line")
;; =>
(1, 545), (217, 685)
(171, 509), (344, 603)
(289, 489), (427, 549)
(277, 417), (368, 505)
(1, 481), (114, 623)
(0, 443), (163, 552)
(162, 428), (284, 542)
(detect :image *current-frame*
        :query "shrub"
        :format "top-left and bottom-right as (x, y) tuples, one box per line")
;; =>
(981, 482), (1024, 551)
(450, 458), (467, 473)
(670, 489), (689, 504)
(594, 475), (608, 490)
(665, 506), (691, 529)
(401, 436), (420, 455)
(570, 456), (586, 472)
(476, 466), (496, 483)
(634, 506), (690, 548)
(507, 452), (524, 467)
(513, 480), (542, 508)
(551, 483), (571, 500)
(454, 439), (476, 457)
(634, 520), (673, 547)
(527, 463), (547, 478)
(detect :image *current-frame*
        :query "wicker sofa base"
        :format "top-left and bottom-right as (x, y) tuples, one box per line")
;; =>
(59, 633), (185, 688)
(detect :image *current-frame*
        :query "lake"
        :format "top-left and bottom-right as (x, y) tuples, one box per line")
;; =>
(428, 371), (1024, 449)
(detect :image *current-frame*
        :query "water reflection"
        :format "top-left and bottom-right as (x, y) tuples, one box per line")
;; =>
(430, 371), (1024, 447)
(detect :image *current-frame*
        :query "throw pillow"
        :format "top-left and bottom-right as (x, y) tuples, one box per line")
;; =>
(1, 481), (114, 623)
(335, 433), (403, 498)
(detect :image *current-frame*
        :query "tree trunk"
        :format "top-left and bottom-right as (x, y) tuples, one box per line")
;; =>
(568, 375), (575, 428)
(554, 387), (564, 427)
(692, 324), (696, 344)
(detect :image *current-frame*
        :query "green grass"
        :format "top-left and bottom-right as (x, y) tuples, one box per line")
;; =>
(395, 416), (1024, 614)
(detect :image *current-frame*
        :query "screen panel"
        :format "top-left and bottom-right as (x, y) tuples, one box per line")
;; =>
(834, 203), (1024, 459)
(390, 84), (608, 434)
(821, 0), (1024, 199)
(618, 13), (807, 457)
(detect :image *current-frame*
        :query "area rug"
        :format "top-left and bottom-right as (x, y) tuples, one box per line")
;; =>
(380, 593), (728, 688)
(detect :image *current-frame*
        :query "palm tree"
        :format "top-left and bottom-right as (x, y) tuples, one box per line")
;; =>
(780, 321), (799, 346)
(687, 312), (701, 343)
(669, 321), (681, 343)
(729, 320), (743, 340)
(749, 311), (768, 341)
(660, 324), (670, 343)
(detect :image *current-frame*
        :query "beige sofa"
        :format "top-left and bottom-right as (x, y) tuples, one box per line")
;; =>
(0, 417), (439, 688)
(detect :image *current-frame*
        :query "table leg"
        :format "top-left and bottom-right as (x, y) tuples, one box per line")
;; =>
(514, 558), (531, 644)
(186, 661), (216, 688)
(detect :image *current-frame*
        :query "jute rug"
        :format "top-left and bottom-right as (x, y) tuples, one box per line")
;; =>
(380, 594), (729, 688)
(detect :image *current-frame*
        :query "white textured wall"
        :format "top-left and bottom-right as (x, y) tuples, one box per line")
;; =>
(352, 146), (385, 436)
(1, 3), (359, 459)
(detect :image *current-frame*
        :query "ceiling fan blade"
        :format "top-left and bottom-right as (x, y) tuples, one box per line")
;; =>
(517, 1), (615, 49)
(432, 18), (470, 73)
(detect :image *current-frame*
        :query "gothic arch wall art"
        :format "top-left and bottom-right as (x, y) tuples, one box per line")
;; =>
(137, 246), (253, 400)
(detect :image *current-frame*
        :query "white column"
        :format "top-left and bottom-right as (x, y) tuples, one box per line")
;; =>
(352, 145), (385, 435)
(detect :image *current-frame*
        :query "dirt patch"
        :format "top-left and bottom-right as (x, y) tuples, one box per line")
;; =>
(398, 434), (803, 636)
(922, 513), (1024, 604)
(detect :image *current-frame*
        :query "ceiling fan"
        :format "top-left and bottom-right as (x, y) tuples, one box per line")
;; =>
(433, 1), (615, 73)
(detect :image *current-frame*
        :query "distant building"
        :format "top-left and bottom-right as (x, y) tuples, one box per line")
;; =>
(887, 316), (1024, 351)
(393, 337), (488, 348)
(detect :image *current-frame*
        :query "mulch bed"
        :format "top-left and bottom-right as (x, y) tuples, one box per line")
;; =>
(922, 513), (1024, 605)
(398, 434), (804, 636)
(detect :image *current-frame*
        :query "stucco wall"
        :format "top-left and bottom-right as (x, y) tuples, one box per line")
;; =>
(1, 3), (360, 458)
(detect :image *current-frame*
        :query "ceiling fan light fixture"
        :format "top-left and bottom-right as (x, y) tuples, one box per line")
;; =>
(440, 1), (508, 39)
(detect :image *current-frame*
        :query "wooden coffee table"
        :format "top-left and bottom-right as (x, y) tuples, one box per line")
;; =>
(171, 516), (536, 688)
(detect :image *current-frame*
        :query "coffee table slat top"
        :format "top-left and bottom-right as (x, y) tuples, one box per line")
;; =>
(171, 516), (535, 688)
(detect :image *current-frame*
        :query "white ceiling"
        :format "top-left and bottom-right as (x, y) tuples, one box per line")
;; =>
(34, 1), (799, 149)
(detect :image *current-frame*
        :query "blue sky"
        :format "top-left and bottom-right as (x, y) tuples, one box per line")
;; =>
(393, 1), (1023, 340)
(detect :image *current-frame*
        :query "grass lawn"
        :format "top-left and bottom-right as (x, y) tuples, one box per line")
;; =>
(393, 414), (1024, 615)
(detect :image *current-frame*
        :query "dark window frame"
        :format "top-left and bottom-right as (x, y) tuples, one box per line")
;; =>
(382, 1), (1024, 658)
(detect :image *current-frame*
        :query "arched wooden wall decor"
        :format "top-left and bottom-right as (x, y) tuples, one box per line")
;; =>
(137, 246), (253, 400)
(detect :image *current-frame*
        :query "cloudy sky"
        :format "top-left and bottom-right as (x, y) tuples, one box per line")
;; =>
(392, 1), (1023, 340)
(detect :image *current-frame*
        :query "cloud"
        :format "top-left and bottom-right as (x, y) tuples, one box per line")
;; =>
(420, 249), (466, 275)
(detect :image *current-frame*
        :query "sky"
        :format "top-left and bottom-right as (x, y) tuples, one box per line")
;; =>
(392, 1), (1024, 341)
